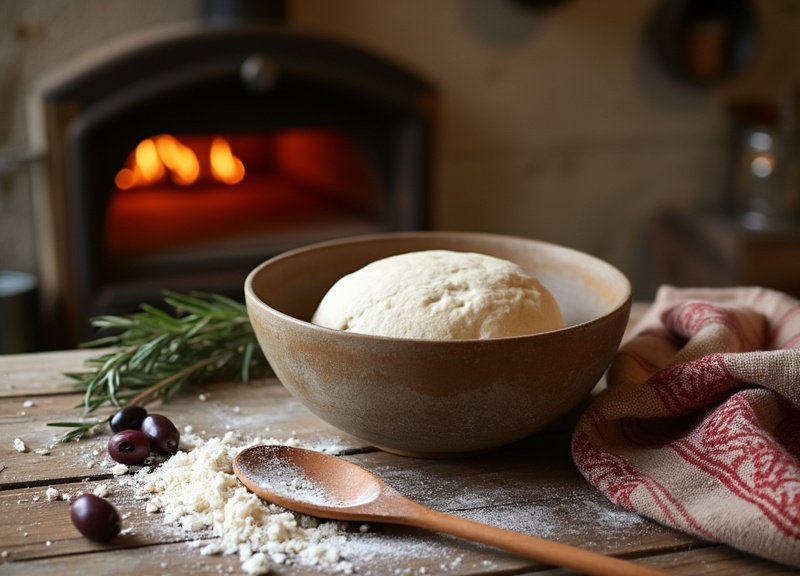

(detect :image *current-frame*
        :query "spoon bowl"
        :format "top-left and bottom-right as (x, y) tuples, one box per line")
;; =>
(233, 443), (388, 521)
(233, 444), (667, 576)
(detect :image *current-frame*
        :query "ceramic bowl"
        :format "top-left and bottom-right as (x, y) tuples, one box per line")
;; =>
(244, 231), (631, 458)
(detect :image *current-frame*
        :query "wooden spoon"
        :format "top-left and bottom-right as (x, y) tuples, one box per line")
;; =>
(233, 444), (668, 576)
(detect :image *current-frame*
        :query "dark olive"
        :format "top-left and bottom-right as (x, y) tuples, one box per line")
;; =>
(107, 429), (151, 465)
(140, 414), (180, 456)
(70, 493), (121, 543)
(109, 405), (148, 432)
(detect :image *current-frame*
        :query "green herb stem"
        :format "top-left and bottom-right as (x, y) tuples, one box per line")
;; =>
(47, 291), (270, 442)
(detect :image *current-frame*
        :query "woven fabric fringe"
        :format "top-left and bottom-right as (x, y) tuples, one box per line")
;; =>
(572, 285), (800, 568)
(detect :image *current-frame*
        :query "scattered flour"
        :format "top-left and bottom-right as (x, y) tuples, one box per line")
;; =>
(117, 431), (356, 575)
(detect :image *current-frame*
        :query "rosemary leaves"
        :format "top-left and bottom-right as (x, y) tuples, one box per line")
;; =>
(48, 292), (269, 442)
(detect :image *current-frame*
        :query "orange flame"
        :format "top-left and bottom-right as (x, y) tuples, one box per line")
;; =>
(155, 135), (200, 185)
(115, 135), (244, 189)
(210, 137), (245, 185)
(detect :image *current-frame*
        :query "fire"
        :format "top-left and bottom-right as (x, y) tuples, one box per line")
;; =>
(154, 135), (200, 185)
(115, 134), (244, 189)
(210, 137), (245, 185)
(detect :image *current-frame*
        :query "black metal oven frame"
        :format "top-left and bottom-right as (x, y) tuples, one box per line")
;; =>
(33, 22), (434, 348)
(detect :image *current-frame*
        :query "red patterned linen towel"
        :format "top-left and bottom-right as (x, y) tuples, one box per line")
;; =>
(572, 285), (800, 568)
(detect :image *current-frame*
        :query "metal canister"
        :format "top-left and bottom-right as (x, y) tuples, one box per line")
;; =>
(0, 271), (40, 354)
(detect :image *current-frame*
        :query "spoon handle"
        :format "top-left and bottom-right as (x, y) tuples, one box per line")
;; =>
(407, 504), (669, 576)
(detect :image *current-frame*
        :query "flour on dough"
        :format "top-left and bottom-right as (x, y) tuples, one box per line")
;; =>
(311, 250), (563, 339)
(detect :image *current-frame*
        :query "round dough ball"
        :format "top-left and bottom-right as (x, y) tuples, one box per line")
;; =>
(311, 250), (564, 339)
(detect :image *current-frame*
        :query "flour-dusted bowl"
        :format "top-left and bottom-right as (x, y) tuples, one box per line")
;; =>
(244, 231), (631, 458)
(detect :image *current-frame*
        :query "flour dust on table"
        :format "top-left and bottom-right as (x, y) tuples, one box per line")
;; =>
(82, 428), (472, 575)
(114, 431), (355, 574)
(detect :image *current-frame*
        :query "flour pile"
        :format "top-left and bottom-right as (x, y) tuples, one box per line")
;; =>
(312, 250), (563, 339)
(119, 431), (355, 575)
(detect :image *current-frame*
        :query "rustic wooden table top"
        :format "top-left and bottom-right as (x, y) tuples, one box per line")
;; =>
(0, 304), (795, 575)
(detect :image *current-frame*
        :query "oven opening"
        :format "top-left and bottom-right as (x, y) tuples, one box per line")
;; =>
(103, 128), (380, 281)
(30, 19), (433, 348)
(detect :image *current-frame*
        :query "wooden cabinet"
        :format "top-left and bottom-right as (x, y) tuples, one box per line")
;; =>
(653, 210), (800, 298)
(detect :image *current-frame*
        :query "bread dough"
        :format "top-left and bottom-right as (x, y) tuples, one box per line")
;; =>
(311, 250), (563, 339)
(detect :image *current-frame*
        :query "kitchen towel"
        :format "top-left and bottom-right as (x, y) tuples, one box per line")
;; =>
(572, 285), (800, 567)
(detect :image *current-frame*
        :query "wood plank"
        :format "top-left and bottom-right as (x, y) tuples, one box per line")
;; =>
(0, 377), (369, 489)
(0, 467), (564, 573)
(0, 478), (190, 562)
(0, 349), (98, 398)
(642, 547), (800, 576)
(535, 547), (799, 576)
(342, 434), (697, 557)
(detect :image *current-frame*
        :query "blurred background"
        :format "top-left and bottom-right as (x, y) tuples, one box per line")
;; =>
(1, 0), (799, 351)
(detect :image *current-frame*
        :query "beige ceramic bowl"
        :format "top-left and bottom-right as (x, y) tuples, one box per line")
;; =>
(245, 231), (631, 458)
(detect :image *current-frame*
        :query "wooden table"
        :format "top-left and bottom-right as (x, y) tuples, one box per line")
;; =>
(0, 305), (795, 575)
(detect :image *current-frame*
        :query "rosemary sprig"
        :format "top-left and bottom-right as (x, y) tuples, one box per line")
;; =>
(48, 291), (270, 442)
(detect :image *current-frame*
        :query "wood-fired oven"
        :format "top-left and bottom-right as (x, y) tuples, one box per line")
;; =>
(28, 4), (434, 349)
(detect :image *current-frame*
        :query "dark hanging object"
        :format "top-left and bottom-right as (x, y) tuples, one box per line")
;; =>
(651, 0), (758, 86)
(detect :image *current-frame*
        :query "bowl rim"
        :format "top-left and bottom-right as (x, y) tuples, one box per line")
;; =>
(244, 230), (632, 344)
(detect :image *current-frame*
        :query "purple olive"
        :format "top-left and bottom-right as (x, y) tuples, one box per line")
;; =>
(70, 493), (121, 543)
(107, 429), (151, 465)
(109, 405), (148, 432)
(140, 414), (180, 456)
